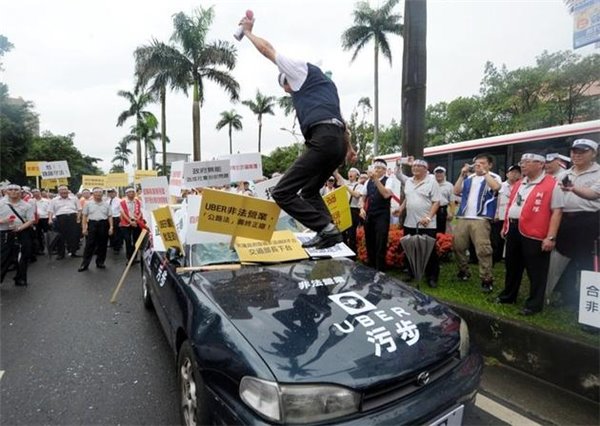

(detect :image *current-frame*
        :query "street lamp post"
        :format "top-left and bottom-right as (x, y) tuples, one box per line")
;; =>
(280, 127), (303, 157)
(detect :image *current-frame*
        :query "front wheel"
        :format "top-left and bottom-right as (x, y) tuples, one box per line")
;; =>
(141, 265), (153, 310)
(178, 340), (209, 426)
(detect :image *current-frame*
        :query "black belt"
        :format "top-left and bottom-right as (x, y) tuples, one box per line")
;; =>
(310, 118), (344, 130)
(562, 211), (598, 218)
(438, 206), (448, 211)
(509, 218), (519, 224)
(88, 219), (108, 223)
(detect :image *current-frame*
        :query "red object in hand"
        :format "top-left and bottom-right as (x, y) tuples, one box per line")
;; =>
(246, 10), (254, 19)
(8, 215), (16, 222)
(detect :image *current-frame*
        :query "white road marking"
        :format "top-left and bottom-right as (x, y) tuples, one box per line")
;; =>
(476, 394), (541, 426)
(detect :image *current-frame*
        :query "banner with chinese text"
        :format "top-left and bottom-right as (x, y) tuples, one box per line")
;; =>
(323, 186), (352, 232)
(234, 230), (308, 263)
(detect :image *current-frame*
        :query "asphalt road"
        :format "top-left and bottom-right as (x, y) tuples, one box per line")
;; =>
(1, 251), (538, 425)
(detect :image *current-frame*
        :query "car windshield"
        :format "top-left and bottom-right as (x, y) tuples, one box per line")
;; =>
(188, 213), (306, 267)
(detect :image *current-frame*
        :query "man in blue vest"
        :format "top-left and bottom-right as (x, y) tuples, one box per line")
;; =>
(453, 153), (502, 292)
(240, 17), (355, 249)
(360, 159), (394, 271)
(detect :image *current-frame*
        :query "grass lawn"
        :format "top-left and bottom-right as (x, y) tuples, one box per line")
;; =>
(385, 259), (600, 346)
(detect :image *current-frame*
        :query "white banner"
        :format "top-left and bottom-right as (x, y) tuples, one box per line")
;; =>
(579, 270), (600, 329)
(184, 195), (230, 245)
(39, 161), (71, 179)
(169, 160), (184, 197)
(254, 175), (282, 201)
(183, 160), (230, 188)
(141, 176), (169, 212)
(149, 212), (166, 252)
(219, 152), (263, 182)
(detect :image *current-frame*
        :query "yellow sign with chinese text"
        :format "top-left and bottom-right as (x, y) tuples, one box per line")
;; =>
(323, 186), (351, 232)
(234, 230), (308, 263)
(198, 188), (280, 241)
(153, 206), (183, 253)
(134, 169), (158, 184)
(106, 173), (129, 187)
(82, 175), (107, 189)
(40, 178), (69, 189)
(25, 161), (41, 177)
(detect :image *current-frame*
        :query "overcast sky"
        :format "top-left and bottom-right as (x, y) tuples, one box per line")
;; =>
(1, 0), (596, 173)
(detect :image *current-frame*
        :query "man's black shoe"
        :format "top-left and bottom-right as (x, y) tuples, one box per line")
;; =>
(96, 263), (106, 269)
(456, 270), (471, 281)
(14, 279), (27, 287)
(495, 296), (513, 304)
(427, 279), (438, 288)
(302, 228), (343, 250)
(78, 265), (88, 272)
(519, 308), (539, 316)
(481, 280), (493, 293)
(69, 252), (80, 258)
(56, 254), (65, 260)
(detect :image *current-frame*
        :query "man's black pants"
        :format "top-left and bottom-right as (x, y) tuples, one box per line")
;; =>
(498, 221), (549, 312)
(365, 213), (390, 271)
(122, 226), (142, 261)
(35, 218), (49, 253)
(271, 124), (346, 232)
(82, 220), (109, 267)
(109, 218), (123, 251)
(344, 207), (361, 254)
(55, 213), (79, 256)
(436, 206), (448, 234)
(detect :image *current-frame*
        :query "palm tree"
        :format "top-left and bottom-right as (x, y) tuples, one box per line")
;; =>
(341, 0), (402, 156)
(135, 39), (190, 174)
(154, 6), (239, 161)
(112, 138), (133, 170)
(215, 110), (243, 154)
(116, 86), (156, 167)
(278, 95), (297, 129)
(243, 90), (276, 153)
(136, 114), (164, 169)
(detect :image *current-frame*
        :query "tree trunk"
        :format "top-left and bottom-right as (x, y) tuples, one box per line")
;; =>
(258, 115), (263, 153)
(373, 38), (380, 157)
(229, 125), (233, 155)
(161, 85), (167, 175)
(136, 139), (142, 170)
(401, 0), (427, 161)
(144, 140), (148, 170)
(192, 79), (201, 161)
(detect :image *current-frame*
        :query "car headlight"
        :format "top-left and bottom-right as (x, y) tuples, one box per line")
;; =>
(459, 318), (470, 359)
(240, 376), (360, 423)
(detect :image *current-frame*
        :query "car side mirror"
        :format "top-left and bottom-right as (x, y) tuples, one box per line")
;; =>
(166, 247), (183, 266)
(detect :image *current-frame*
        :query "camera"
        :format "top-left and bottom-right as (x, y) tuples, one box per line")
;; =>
(562, 175), (572, 187)
(467, 164), (475, 173)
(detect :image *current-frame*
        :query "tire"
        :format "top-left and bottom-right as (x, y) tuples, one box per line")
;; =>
(141, 265), (153, 310)
(178, 340), (209, 426)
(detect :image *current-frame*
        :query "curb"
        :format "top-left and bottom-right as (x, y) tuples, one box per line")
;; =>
(446, 301), (600, 402)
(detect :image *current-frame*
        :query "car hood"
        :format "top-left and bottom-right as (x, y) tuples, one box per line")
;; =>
(197, 258), (461, 389)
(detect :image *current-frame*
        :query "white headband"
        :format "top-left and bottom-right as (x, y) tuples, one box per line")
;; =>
(521, 153), (545, 162)
(372, 160), (387, 168)
(412, 159), (428, 167)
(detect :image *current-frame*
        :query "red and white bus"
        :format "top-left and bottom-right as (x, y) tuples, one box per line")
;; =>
(379, 120), (600, 180)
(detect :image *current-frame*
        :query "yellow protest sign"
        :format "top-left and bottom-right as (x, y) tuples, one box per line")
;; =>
(153, 206), (183, 253)
(82, 175), (107, 189)
(323, 186), (352, 232)
(25, 161), (41, 177)
(135, 169), (158, 184)
(198, 188), (280, 241)
(40, 178), (69, 189)
(106, 173), (129, 187)
(234, 230), (308, 263)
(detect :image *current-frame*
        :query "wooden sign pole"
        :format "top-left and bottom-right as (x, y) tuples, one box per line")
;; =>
(110, 229), (148, 304)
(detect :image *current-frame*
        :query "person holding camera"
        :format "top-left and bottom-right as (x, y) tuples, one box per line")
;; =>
(119, 187), (144, 263)
(453, 154), (502, 292)
(554, 139), (600, 308)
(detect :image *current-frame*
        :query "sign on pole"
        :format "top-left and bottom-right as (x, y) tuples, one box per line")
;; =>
(254, 175), (282, 201)
(323, 186), (352, 232)
(106, 173), (129, 188)
(183, 160), (230, 188)
(25, 161), (41, 177)
(153, 206), (184, 253)
(169, 160), (185, 197)
(234, 230), (308, 263)
(573, 0), (600, 49)
(184, 195), (230, 245)
(198, 188), (280, 241)
(81, 175), (107, 189)
(134, 169), (158, 184)
(140, 176), (169, 212)
(41, 178), (69, 189)
(219, 153), (263, 182)
(39, 161), (71, 179)
(579, 270), (600, 328)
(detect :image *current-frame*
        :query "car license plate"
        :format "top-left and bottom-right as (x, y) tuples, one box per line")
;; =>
(428, 405), (464, 426)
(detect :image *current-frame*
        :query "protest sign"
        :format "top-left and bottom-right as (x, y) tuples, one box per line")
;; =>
(41, 178), (69, 189)
(106, 173), (129, 188)
(141, 176), (169, 212)
(219, 153), (263, 182)
(198, 188), (280, 241)
(153, 206), (183, 253)
(579, 271), (600, 329)
(323, 186), (352, 232)
(234, 230), (308, 263)
(169, 160), (184, 197)
(295, 233), (355, 258)
(82, 175), (107, 189)
(25, 161), (41, 177)
(254, 175), (282, 201)
(184, 195), (230, 245)
(134, 169), (158, 184)
(183, 160), (230, 188)
(39, 161), (71, 179)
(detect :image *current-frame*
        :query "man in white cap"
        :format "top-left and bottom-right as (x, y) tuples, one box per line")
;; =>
(120, 187), (144, 262)
(48, 185), (81, 259)
(334, 167), (364, 254)
(553, 138), (600, 308)
(433, 166), (454, 234)
(239, 16), (356, 249)
(78, 187), (113, 272)
(545, 153), (570, 181)
(0, 184), (35, 286)
(497, 153), (564, 316)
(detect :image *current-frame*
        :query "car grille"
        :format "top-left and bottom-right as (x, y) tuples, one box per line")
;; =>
(360, 352), (460, 412)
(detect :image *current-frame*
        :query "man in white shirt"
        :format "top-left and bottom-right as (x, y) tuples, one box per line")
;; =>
(239, 16), (356, 249)
(107, 188), (122, 254)
(433, 166), (454, 234)
(334, 167), (363, 254)
(48, 185), (82, 259)
(32, 188), (50, 255)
